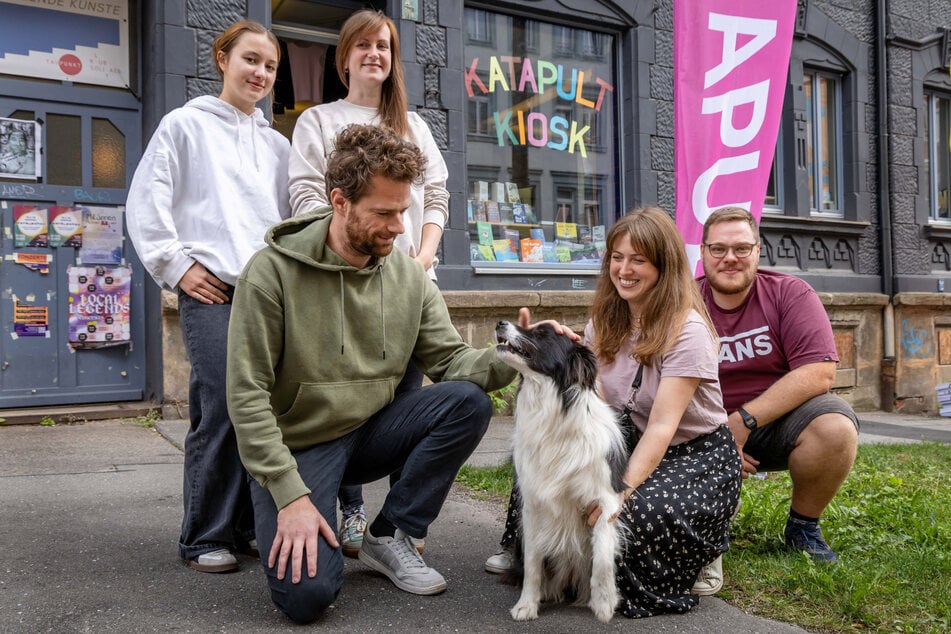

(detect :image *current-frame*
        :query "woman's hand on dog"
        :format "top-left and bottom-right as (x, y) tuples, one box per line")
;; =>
(269, 495), (339, 583)
(518, 307), (581, 341)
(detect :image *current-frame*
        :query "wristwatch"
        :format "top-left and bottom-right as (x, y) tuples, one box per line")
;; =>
(737, 407), (758, 430)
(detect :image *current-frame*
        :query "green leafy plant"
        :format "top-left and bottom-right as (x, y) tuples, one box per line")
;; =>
(39, 416), (56, 427)
(134, 409), (161, 428)
(488, 382), (518, 415)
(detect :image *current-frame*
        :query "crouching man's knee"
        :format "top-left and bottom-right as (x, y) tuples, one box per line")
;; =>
(270, 575), (341, 624)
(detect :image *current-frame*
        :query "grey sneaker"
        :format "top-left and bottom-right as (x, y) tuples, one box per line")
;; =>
(358, 528), (447, 595)
(484, 544), (515, 574)
(186, 548), (239, 573)
(339, 511), (367, 558)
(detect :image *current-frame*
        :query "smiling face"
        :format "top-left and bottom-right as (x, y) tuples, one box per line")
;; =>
(344, 25), (392, 90)
(609, 234), (659, 315)
(330, 174), (409, 267)
(217, 31), (279, 114)
(700, 219), (760, 308)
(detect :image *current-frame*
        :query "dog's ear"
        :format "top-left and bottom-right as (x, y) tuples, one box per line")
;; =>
(569, 343), (600, 391)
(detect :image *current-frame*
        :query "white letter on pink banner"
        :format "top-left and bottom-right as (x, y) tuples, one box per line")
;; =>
(674, 1), (797, 275)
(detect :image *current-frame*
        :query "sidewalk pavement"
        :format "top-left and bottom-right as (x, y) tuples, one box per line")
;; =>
(1, 411), (947, 633)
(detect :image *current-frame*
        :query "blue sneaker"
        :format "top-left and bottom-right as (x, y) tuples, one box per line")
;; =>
(784, 517), (838, 563)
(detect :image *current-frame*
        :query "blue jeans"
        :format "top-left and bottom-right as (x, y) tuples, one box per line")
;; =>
(178, 288), (255, 560)
(249, 380), (492, 623)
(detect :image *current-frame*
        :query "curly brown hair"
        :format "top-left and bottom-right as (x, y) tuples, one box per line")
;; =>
(325, 124), (427, 204)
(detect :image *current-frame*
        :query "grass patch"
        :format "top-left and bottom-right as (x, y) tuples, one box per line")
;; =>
(724, 442), (950, 633)
(455, 442), (951, 632)
(455, 461), (513, 502)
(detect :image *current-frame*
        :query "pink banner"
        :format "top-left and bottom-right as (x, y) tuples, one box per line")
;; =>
(674, 1), (797, 275)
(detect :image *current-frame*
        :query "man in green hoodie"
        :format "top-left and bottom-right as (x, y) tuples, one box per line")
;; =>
(228, 124), (561, 623)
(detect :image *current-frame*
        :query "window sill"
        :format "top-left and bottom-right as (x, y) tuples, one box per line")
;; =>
(923, 223), (951, 240)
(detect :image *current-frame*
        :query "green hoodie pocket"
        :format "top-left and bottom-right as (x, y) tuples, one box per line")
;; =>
(276, 379), (397, 445)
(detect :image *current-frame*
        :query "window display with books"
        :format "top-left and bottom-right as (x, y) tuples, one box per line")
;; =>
(464, 9), (617, 270)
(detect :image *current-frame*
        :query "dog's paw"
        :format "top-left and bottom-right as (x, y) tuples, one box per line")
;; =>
(588, 598), (615, 623)
(511, 601), (539, 621)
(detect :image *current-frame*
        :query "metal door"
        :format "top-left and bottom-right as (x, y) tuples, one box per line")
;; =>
(0, 97), (145, 407)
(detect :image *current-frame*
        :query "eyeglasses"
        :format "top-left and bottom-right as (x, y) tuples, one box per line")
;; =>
(703, 243), (758, 259)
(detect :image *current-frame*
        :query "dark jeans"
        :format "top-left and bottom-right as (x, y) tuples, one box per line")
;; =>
(337, 362), (425, 511)
(249, 380), (492, 624)
(177, 288), (254, 560)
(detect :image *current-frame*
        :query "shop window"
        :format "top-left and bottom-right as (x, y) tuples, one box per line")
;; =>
(464, 8), (617, 269)
(804, 70), (842, 215)
(924, 91), (951, 221)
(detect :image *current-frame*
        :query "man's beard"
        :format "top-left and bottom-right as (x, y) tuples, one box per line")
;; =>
(703, 263), (755, 296)
(347, 221), (394, 259)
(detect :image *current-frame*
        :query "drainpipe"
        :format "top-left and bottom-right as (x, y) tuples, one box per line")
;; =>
(877, 0), (896, 410)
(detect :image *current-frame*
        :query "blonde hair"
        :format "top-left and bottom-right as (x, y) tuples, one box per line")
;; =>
(212, 20), (280, 79)
(335, 9), (409, 137)
(591, 207), (716, 366)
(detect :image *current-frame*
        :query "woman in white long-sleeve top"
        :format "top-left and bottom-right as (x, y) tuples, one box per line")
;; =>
(126, 20), (290, 573)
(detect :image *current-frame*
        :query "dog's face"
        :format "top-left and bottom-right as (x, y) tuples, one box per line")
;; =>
(495, 320), (598, 394)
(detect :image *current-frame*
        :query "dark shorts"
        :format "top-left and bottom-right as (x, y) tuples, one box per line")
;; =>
(744, 393), (859, 471)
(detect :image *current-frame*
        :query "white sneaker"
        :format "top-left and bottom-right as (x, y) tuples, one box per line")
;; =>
(358, 528), (447, 595)
(186, 548), (239, 573)
(410, 537), (425, 554)
(691, 555), (723, 595)
(339, 511), (367, 558)
(484, 545), (515, 574)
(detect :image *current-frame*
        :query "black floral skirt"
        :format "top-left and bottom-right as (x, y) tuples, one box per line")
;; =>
(499, 424), (742, 618)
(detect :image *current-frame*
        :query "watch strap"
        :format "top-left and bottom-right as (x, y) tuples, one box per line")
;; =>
(738, 407), (757, 430)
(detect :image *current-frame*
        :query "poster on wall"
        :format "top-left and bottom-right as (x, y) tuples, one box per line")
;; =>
(0, 0), (130, 88)
(67, 265), (131, 349)
(79, 206), (123, 264)
(0, 118), (41, 180)
(13, 204), (48, 247)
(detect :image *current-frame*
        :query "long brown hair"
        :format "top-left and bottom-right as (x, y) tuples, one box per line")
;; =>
(591, 207), (716, 366)
(335, 9), (409, 137)
(212, 20), (280, 79)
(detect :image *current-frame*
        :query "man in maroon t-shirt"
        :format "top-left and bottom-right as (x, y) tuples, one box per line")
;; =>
(697, 207), (859, 564)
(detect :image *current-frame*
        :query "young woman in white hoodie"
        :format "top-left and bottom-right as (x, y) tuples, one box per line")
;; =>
(287, 9), (449, 558)
(126, 20), (290, 573)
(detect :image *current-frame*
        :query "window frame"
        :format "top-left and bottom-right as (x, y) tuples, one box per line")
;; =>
(924, 89), (951, 222)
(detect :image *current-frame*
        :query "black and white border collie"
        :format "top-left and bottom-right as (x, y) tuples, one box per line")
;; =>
(495, 320), (630, 623)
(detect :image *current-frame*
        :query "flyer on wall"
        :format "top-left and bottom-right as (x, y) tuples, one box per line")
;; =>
(0, 117), (41, 180)
(67, 265), (131, 349)
(79, 206), (123, 265)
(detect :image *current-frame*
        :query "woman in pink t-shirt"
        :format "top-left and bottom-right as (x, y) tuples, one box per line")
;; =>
(486, 208), (742, 618)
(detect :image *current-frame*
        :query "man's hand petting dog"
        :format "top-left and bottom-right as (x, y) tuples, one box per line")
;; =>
(517, 307), (581, 341)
